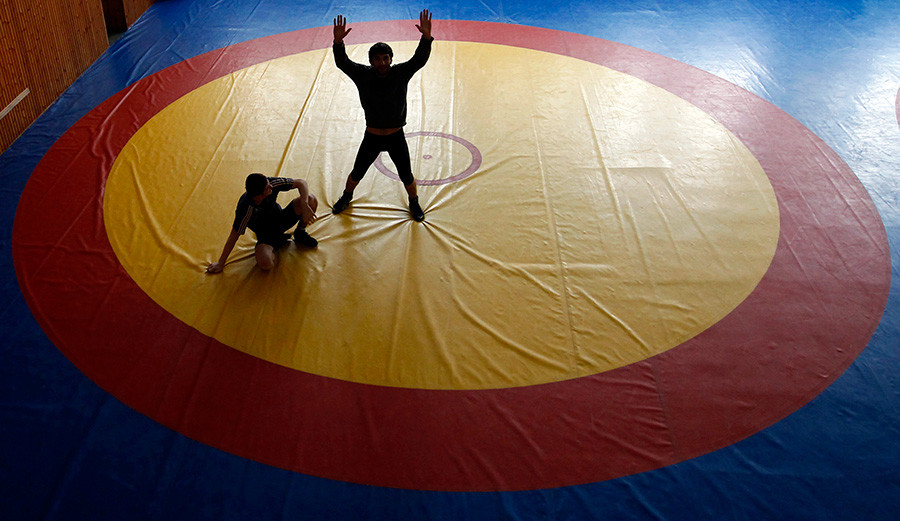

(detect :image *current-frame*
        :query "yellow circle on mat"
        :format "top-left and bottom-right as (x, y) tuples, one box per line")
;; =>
(104, 41), (779, 390)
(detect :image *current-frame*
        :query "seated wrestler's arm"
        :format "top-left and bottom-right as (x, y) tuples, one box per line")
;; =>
(291, 178), (316, 226)
(206, 228), (240, 274)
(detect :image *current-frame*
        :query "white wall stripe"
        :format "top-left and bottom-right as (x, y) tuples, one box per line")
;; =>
(0, 88), (30, 121)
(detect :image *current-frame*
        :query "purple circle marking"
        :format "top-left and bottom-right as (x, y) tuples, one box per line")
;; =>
(374, 131), (483, 185)
(896, 85), (900, 128)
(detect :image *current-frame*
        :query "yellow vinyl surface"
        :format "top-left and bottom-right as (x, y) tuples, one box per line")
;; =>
(104, 41), (779, 390)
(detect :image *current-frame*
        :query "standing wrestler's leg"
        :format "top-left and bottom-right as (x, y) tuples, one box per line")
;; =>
(386, 133), (425, 221)
(333, 134), (381, 214)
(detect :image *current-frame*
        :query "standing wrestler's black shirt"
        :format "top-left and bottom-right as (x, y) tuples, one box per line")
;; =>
(333, 37), (433, 129)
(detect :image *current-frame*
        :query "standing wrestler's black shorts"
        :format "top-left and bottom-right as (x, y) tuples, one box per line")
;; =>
(349, 130), (415, 185)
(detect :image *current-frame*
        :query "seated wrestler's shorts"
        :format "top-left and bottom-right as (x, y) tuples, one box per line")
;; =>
(253, 205), (300, 248)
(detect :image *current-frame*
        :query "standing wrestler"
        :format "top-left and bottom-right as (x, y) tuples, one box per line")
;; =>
(330, 9), (433, 222)
(206, 173), (318, 273)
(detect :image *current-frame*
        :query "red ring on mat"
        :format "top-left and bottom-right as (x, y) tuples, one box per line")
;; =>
(12, 21), (890, 491)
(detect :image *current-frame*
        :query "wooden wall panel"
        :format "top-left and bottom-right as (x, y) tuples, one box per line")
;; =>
(124, 0), (154, 27)
(0, 2), (31, 147)
(0, 0), (108, 153)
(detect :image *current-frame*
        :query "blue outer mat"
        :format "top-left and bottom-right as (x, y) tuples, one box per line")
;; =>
(2, 1), (899, 519)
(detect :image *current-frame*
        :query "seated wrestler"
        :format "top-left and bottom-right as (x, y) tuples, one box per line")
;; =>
(206, 173), (318, 273)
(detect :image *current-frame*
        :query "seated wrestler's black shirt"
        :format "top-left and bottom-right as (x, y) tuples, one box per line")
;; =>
(232, 177), (295, 235)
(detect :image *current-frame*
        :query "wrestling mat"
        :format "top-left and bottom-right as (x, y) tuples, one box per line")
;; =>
(2, 1), (899, 519)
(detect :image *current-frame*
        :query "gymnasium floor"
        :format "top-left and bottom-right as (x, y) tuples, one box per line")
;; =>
(2, 1), (899, 519)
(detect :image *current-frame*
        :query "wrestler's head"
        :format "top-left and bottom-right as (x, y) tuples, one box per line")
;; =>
(369, 42), (393, 75)
(245, 173), (273, 204)
(245, 173), (268, 196)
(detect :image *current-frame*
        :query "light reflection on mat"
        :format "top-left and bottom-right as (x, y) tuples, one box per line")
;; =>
(104, 41), (779, 390)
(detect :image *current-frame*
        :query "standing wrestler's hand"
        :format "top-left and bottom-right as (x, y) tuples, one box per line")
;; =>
(416, 9), (432, 39)
(333, 14), (351, 43)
